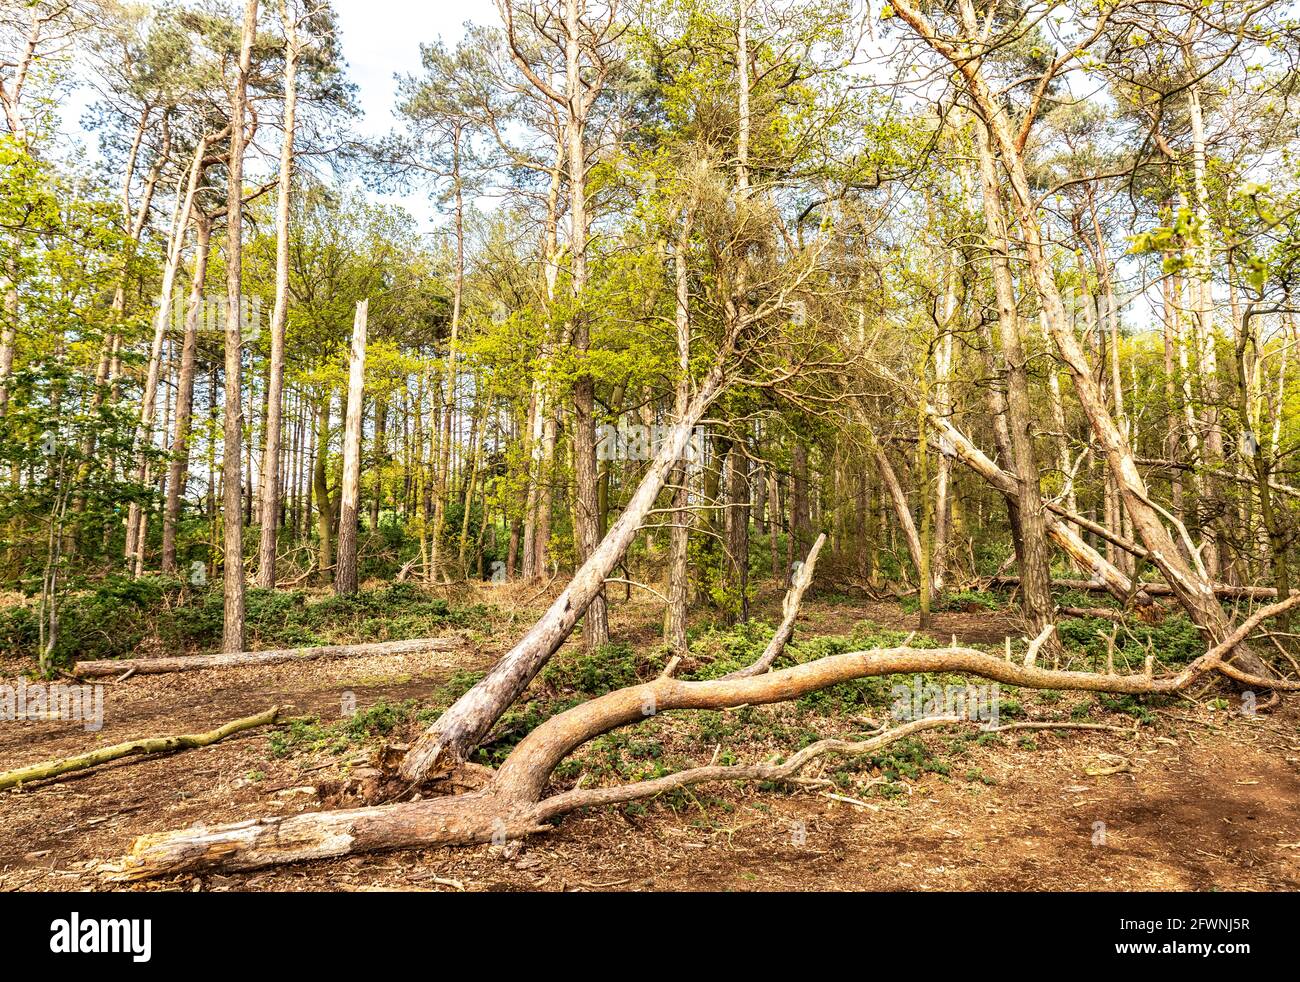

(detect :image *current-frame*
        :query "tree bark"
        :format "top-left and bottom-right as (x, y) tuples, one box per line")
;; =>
(313, 391), (335, 577)
(334, 301), (368, 595)
(75, 636), (460, 678)
(221, 0), (258, 653)
(100, 592), (1300, 880)
(125, 136), (207, 570)
(161, 214), (212, 574)
(565, 0), (608, 652)
(664, 207), (695, 652)
(1, 707), (281, 791)
(974, 121), (1055, 637)
(874, 444), (924, 584)
(256, 4), (300, 588)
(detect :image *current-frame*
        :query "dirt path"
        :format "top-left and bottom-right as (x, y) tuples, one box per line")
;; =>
(2, 594), (1298, 892)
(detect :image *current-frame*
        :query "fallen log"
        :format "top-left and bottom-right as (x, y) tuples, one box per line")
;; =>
(1, 706), (281, 791)
(989, 576), (1291, 601)
(99, 714), (954, 881)
(98, 594), (1300, 881)
(73, 637), (462, 678)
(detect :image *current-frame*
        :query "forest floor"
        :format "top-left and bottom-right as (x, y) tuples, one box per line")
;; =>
(2, 579), (1299, 892)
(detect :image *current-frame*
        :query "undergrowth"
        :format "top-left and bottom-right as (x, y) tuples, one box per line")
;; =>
(0, 578), (494, 669)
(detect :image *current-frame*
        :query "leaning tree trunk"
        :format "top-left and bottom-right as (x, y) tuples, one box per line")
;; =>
(873, 444), (924, 584)
(399, 355), (733, 782)
(889, 0), (1275, 684)
(875, 381), (1149, 607)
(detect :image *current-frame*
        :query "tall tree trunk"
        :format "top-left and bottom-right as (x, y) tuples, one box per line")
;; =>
(161, 215), (212, 574)
(565, 0), (607, 651)
(664, 208), (695, 652)
(431, 124), (465, 584)
(222, 0), (258, 653)
(335, 301), (368, 596)
(723, 439), (750, 623)
(314, 391), (336, 576)
(974, 122), (1055, 638)
(1185, 68), (1223, 578)
(370, 398), (386, 530)
(932, 292), (954, 592)
(0, 259), (15, 419)
(790, 442), (811, 573)
(125, 137), (207, 570)
(256, 4), (300, 589)
(458, 396), (485, 572)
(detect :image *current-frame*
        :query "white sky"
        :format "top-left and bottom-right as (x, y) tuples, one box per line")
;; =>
(327, 0), (497, 227)
(333, 0), (492, 139)
(57, 1), (497, 229)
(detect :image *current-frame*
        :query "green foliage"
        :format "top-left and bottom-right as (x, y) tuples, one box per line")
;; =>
(1097, 694), (1156, 724)
(831, 736), (952, 796)
(542, 641), (667, 695)
(268, 699), (419, 758)
(1057, 613), (1205, 670)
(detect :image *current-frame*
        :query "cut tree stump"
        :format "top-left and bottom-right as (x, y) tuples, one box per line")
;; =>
(73, 637), (463, 678)
(0, 706), (281, 791)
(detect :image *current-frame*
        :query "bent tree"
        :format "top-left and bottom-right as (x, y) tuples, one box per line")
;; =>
(887, 0), (1277, 684)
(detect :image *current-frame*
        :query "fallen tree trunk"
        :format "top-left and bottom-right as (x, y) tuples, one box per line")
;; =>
(99, 594), (1300, 881)
(100, 714), (952, 882)
(989, 576), (1291, 601)
(74, 637), (462, 678)
(1, 706), (281, 791)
